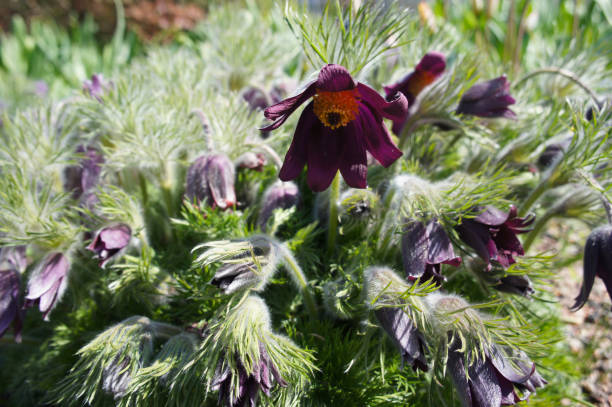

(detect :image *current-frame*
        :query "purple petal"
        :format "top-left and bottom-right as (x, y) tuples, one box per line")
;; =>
(316, 64), (356, 92)
(279, 103), (317, 182)
(39, 278), (62, 320)
(415, 51), (446, 76)
(401, 221), (429, 280)
(0, 269), (20, 337)
(461, 76), (510, 102)
(447, 343), (473, 406)
(99, 224), (131, 250)
(205, 155), (236, 209)
(456, 221), (495, 264)
(489, 349), (534, 384)
(572, 228), (602, 310)
(357, 83), (409, 122)
(358, 104), (402, 167)
(474, 206), (510, 226)
(426, 220), (461, 266)
(25, 253), (69, 300)
(375, 307), (428, 372)
(262, 82), (316, 131)
(338, 123), (368, 189)
(306, 125), (341, 192)
(468, 358), (502, 407)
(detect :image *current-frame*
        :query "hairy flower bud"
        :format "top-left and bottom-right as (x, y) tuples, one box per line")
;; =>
(456, 76), (516, 119)
(24, 253), (69, 320)
(87, 224), (132, 268)
(186, 154), (237, 209)
(258, 181), (299, 231)
(236, 152), (267, 171)
(339, 188), (378, 219)
(572, 225), (612, 310)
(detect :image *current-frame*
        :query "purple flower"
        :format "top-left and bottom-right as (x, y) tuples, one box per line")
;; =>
(34, 80), (49, 98)
(83, 74), (111, 101)
(0, 247), (25, 341)
(456, 205), (533, 270)
(402, 219), (461, 284)
(24, 253), (69, 320)
(456, 76), (516, 119)
(236, 152), (267, 172)
(87, 224), (132, 268)
(212, 344), (287, 407)
(375, 306), (428, 372)
(383, 51), (446, 134)
(447, 340), (546, 407)
(186, 154), (237, 209)
(262, 64), (408, 192)
(63, 146), (104, 200)
(242, 86), (270, 111)
(572, 225), (612, 311)
(258, 181), (299, 231)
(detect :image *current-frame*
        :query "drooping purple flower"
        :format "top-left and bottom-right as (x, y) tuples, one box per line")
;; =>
(236, 152), (267, 172)
(258, 181), (299, 231)
(383, 51), (446, 134)
(186, 154), (237, 209)
(456, 205), (533, 270)
(494, 275), (535, 298)
(87, 224), (132, 268)
(83, 74), (111, 101)
(242, 86), (270, 112)
(447, 340), (546, 407)
(63, 145), (104, 200)
(212, 343), (287, 407)
(456, 76), (516, 119)
(402, 219), (461, 284)
(572, 225), (612, 310)
(262, 64), (408, 192)
(0, 247), (25, 341)
(24, 253), (69, 320)
(375, 306), (428, 372)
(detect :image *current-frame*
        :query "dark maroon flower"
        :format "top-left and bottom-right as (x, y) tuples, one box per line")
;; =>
(456, 76), (516, 119)
(63, 146), (104, 200)
(262, 64), (408, 192)
(456, 205), (533, 270)
(0, 247), (25, 342)
(383, 51), (446, 134)
(24, 253), (69, 320)
(87, 224), (132, 268)
(258, 181), (299, 231)
(375, 306), (428, 372)
(212, 344), (287, 407)
(402, 219), (461, 284)
(536, 143), (564, 171)
(236, 152), (267, 172)
(83, 74), (111, 101)
(494, 275), (535, 298)
(448, 340), (546, 407)
(572, 225), (612, 310)
(186, 154), (237, 209)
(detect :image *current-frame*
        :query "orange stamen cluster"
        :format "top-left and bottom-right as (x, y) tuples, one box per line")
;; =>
(313, 89), (360, 130)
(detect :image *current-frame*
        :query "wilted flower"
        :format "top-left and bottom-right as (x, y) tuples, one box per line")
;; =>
(83, 74), (111, 101)
(402, 219), (461, 284)
(186, 154), (237, 209)
(456, 76), (516, 118)
(236, 152), (267, 172)
(572, 225), (612, 310)
(63, 146), (104, 201)
(24, 253), (70, 320)
(262, 64), (408, 191)
(258, 181), (299, 231)
(456, 205), (533, 270)
(494, 274), (535, 298)
(212, 343), (288, 407)
(87, 224), (132, 267)
(384, 51), (446, 134)
(0, 247), (25, 341)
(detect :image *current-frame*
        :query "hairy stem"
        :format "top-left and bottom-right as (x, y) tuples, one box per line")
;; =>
(282, 250), (318, 317)
(327, 173), (340, 253)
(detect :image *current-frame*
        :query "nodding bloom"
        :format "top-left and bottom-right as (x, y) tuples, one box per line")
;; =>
(494, 274), (535, 298)
(83, 74), (111, 101)
(24, 253), (70, 320)
(456, 205), (533, 270)
(242, 86), (270, 112)
(87, 224), (132, 268)
(63, 146), (104, 201)
(401, 219), (461, 285)
(0, 247), (26, 341)
(383, 51), (446, 134)
(572, 225), (612, 311)
(258, 181), (299, 231)
(456, 76), (516, 119)
(447, 339), (547, 407)
(186, 154), (237, 209)
(262, 64), (408, 192)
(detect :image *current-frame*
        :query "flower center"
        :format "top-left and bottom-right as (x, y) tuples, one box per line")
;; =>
(313, 89), (360, 130)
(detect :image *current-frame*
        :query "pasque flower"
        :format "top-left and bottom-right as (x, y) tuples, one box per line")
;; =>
(87, 224), (132, 268)
(64, 145), (104, 201)
(0, 247), (26, 341)
(83, 74), (112, 101)
(456, 76), (516, 118)
(258, 181), (299, 231)
(262, 64), (408, 191)
(494, 274), (535, 298)
(402, 219), (461, 284)
(456, 205), (533, 270)
(572, 225), (612, 310)
(24, 253), (70, 320)
(186, 154), (237, 209)
(383, 51), (446, 134)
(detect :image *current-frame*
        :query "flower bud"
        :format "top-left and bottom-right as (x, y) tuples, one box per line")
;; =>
(494, 275), (535, 298)
(258, 181), (299, 231)
(24, 253), (70, 320)
(186, 154), (236, 209)
(63, 146), (104, 200)
(339, 188), (378, 219)
(456, 76), (516, 119)
(236, 152), (267, 171)
(87, 224), (132, 268)
(572, 225), (612, 311)
(83, 74), (112, 101)
(241, 86), (270, 111)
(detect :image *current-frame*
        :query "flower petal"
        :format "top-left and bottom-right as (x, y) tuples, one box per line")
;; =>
(401, 221), (428, 280)
(447, 342), (473, 407)
(316, 64), (356, 92)
(468, 358), (502, 407)
(262, 82), (316, 131)
(338, 122), (368, 189)
(456, 221), (495, 264)
(474, 206), (510, 226)
(358, 104), (402, 167)
(306, 125), (341, 192)
(279, 103), (317, 182)
(357, 83), (409, 122)
(25, 253), (69, 300)
(426, 220), (461, 266)
(572, 230), (600, 310)
(375, 307), (428, 372)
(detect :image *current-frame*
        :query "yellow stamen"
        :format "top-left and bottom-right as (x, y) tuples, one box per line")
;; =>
(313, 89), (360, 130)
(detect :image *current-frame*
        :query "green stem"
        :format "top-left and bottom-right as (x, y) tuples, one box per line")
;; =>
(327, 173), (340, 253)
(514, 67), (600, 103)
(523, 210), (555, 253)
(283, 251), (317, 318)
(518, 176), (550, 217)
